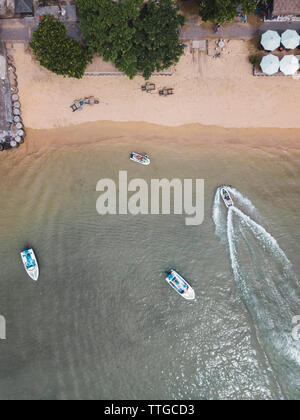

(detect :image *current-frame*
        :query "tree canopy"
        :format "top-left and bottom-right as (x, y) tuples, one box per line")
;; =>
(30, 14), (92, 79)
(198, 0), (259, 24)
(75, 0), (185, 79)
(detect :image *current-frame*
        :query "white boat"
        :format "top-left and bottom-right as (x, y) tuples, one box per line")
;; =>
(165, 270), (195, 300)
(20, 248), (39, 281)
(130, 152), (150, 165)
(220, 187), (233, 208)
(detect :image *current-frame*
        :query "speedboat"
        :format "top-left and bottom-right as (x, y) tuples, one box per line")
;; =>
(220, 187), (233, 208)
(21, 248), (39, 281)
(130, 152), (150, 165)
(165, 270), (195, 300)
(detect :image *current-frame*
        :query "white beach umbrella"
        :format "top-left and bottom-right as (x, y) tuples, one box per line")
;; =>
(280, 55), (299, 75)
(260, 54), (280, 75)
(261, 30), (281, 51)
(281, 29), (300, 49)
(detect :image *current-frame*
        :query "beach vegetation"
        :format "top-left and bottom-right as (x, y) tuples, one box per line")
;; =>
(249, 54), (260, 66)
(75, 0), (185, 79)
(30, 15), (92, 79)
(198, 0), (259, 24)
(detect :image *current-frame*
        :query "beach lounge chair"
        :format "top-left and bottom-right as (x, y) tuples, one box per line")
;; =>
(84, 96), (100, 105)
(141, 82), (156, 93)
(70, 97), (100, 112)
(70, 99), (86, 112)
(159, 88), (174, 97)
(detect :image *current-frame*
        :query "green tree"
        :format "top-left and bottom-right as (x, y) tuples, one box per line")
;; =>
(30, 14), (92, 79)
(133, 0), (185, 80)
(75, 0), (185, 79)
(198, 0), (258, 24)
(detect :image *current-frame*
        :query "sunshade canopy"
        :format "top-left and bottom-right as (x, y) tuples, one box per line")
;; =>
(260, 54), (280, 75)
(280, 55), (299, 75)
(281, 29), (300, 49)
(261, 30), (281, 51)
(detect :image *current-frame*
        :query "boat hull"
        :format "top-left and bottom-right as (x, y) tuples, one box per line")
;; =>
(130, 152), (150, 166)
(165, 270), (195, 300)
(21, 249), (39, 281)
(220, 187), (233, 208)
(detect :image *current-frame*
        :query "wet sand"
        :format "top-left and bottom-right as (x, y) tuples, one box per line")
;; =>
(1, 120), (300, 159)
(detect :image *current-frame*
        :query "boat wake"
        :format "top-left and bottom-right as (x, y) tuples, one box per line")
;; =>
(213, 186), (300, 399)
(213, 186), (261, 242)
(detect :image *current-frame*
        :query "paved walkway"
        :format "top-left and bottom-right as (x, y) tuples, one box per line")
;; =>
(0, 18), (33, 42)
(0, 18), (81, 42)
(1, 18), (259, 42)
(181, 19), (258, 40)
(182, 19), (300, 40)
(2, 16), (300, 43)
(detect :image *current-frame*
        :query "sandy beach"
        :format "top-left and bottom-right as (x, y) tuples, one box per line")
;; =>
(8, 41), (300, 133)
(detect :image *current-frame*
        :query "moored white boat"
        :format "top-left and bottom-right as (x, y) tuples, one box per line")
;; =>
(165, 270), (195, 300)
(130, 152), (150, 165)
(220, 187), (233, 208)
(21, 248), (39, 281)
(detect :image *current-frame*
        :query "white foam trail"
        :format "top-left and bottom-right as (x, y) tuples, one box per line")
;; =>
(227, 186), (258, 216)
(214, 187), (300, 398)
(213, 185), (260, 241)
(212, 186), (227, 241)
(232, 207), (291, 270)
(227, 208), (252, 303)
